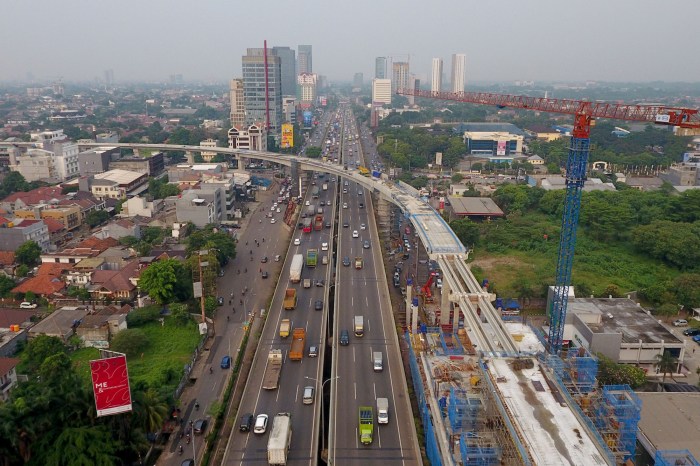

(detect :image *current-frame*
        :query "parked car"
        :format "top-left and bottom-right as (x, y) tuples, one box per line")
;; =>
(19, 302), (37, 309)
(673, 319), (688, 327)
(682, 328), (700, 336)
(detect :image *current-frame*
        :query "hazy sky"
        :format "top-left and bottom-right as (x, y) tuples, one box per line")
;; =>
(3, 0), (700, 84)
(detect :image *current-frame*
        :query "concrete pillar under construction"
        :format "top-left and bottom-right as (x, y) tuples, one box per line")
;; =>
(405, 282), (413, 331)
(185, 151), (194, 163)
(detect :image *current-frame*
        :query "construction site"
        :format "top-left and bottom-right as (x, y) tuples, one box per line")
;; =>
(405, 318), (644, 466)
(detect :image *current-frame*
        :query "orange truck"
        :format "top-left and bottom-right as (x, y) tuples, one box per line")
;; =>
(289, 328), (306, 361)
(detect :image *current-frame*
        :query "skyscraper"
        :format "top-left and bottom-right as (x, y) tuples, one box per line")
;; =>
(298, 45), (312, 74)
(392, 61), (409, 93)
(408, 76), (420, 105)
(375, 57), (387, 79)
(451, 53), (467, 93)
(353, 73), (363, 89)
(242, 48), (283, 134)
(272, 46), (297, 97)
(229, 79), (245, 130)
(431, 58), (443, 93)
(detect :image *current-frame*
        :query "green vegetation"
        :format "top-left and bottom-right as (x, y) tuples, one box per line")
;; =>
(186, 224), (237, 266)
(148, 175), (180, 199)
(457, 185), (700, 310)
(15, 240), (42, 267)
(85, 209), (109, 227)
(376, 126), (465, 169)
(138, 258), (191, 304)
(596, 354), (647, 388)
(305, 146), (322, 158)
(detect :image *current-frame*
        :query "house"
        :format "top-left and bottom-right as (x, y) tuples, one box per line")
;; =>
(95, 218), (141, 240)
(28, 307), (89, 341)
(0, 357), (21, 401)
(88, 259), (141, 302)
(446, 196), (505, 221)
(0, 251), (16, 276)
(12, 263), (69, 298)
(75, 313), (127, 348)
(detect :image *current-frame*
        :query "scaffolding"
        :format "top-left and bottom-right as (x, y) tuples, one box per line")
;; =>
(593, 385), (642, 462)
(655, 450), (700, 466)
(460, 433), (501, 466)
(543, 349), (597, 395)
(448, 387), (482, 432)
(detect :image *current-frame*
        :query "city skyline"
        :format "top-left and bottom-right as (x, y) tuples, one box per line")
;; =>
(2, 0), (700, 84)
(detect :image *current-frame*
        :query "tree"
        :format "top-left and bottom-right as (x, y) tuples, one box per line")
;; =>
(169, 303), (191, 326)
(596, 353), (647, 388)
(139, 259), (185, 304)
(45, 426), (119, 466)
(654, 352), (678, 385)
(110, 329), (149, 357)
(86, 210), (109, 228)
(15, 241), (42, 267)
(0, 275), (16, 297)
(451, 173), (464, 183)
(449, 219), (480, 247)
(306, 146), (322, 158)
(186, 226), (236, 265)
(654, 303), (679, 322)
(24, 335), (67, 372)
(131, 387), (168, 435)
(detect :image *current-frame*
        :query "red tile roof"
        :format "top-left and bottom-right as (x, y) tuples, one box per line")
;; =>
(77, 236), (120, 252)
(90, 260), (140, 293)
(2, 186), (65, 205)
(12, 275), (66, 296)
(0, 251), (15, 266)
(37, 263), (72, 276)
(0, 357), (20, 377)
(42, 217), (65, 233)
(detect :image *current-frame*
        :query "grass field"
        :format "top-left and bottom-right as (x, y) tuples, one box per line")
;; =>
(71, 318), (201, 390)
(469, 215), (679, 303)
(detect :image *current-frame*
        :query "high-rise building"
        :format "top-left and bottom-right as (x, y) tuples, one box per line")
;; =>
(431, 58), (443, 93)
(242, 48), (283, 135)
(353, 73), (363, 89)
(229, 79), (245, 130)
(104, 69), (114, 87)
(297, 73), (317, 104)
(375, 57), (387, 79)
(372, 78), (392, 105)
(272, 46), (297, 97)
(451, 53), (467, 93)
(408, 76), (420, 105)
(392, 61), (409, 93)
(298, 45), (312, 74)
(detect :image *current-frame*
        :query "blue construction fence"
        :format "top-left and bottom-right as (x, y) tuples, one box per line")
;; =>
(448, 387), (482, 433)
(597, 385), (641, 462)
(655, 450), (700, 466)
(460, 433), (501, 466)
(405, 332), (444, 466)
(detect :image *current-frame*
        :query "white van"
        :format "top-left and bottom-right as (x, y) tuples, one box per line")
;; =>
(373, 351), (383, 372)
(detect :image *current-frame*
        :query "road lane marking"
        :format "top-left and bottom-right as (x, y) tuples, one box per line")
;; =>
(354, 382), (357, 400)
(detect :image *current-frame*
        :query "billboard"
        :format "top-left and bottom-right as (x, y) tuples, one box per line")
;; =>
(90, 354), (132, 417)
(281, 123), (294, 149)
(496, 140), (507, 156)
(303, 111), (313, 129)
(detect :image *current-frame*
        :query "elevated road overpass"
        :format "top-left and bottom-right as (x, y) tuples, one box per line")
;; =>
(1, 141), (517, 354)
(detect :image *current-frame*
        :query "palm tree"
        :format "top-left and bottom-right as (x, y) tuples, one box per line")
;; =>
(655, 351), (679, 385)
(132, 387), (168, 436)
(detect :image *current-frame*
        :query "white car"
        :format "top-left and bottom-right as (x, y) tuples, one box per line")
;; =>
(276, 208), (281, 213)
(20, 302), (37, 309)
(270, 218), (276, 224)
(270, 205), (276, 211)
(352, 230), (359, 238)
(360, 224), (366, 230)
(321, 242), (328, 251)
(294, 238), (301, 245)
(343, 203), (348, 209)
(253, 414), (268, 434)
(305, 200), (310, 206)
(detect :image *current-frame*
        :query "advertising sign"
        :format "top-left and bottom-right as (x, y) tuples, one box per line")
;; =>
(281, 123), (294, 149)
(496, 140), (507, 156)
(90, 354), (132, 417)
(303, 111), (313, 129)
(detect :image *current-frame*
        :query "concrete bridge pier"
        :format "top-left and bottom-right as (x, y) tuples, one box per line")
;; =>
(185, 151), (194, 163)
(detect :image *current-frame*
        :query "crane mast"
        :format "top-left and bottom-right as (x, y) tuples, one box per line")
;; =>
(397, 88), (700, 353)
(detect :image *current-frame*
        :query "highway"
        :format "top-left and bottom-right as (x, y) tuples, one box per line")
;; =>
(221, 113), (338, 465)
(329, 107), (422, 465)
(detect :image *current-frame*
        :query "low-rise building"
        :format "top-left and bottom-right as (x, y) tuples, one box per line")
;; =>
(76, 314), (127, 349)
(88, 259), (141, 302)
(28, 307), (90, 341)
(80, 169), (149, 200)
(14, 204), (82, 232)
(0, 358), (21, 402)
(445, 196), (505, 221)
(78, 148), (118, 176)
(175, 188), (223, 227)
(109, 152), (164, 176)
(227, 124), (266, 151)
(121, 196), (162, 218)
(559, 295), (685, 368)
(0, 219), (51, 251)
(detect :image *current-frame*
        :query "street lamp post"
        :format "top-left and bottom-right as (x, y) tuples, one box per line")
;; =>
(305, 375), (339, 456)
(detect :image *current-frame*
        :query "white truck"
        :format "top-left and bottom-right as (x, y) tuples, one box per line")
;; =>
(373, 351), (383, 372)
(322, 183), (328, 191)
(289, 254), (303, 283)
(268, 412), (292, 465)
(377, 398), (389, 424)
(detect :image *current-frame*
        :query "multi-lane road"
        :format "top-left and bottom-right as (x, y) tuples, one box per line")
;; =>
(221, 104), (421, 466)
(329, 110), (421, 465)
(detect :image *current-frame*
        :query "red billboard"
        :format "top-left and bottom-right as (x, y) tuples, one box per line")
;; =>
(90, 354), (132, 417)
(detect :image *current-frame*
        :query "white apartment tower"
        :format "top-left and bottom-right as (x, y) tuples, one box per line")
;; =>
(431, 58), (443, 93)
(392, 62), (410, 93)
(372, 79), (392, 105)
(451, 53), (467, 93)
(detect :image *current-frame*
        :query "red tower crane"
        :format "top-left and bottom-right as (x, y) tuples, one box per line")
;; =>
(398, 88), (700, 353)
